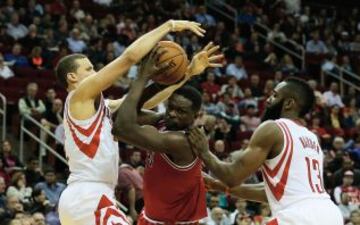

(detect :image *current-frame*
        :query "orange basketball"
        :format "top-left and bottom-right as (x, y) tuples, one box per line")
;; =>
(152, 41), (189, 85)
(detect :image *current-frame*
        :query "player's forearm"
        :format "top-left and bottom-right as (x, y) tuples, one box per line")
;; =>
(123, 21), (171, 64)
(201, 151), (239, 187)
(229, 183), (268, 203)
(113, 77), (148, 136)
(128, 187), (137, 211)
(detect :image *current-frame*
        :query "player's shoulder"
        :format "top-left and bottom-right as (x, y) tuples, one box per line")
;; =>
(252, 120), (282, 143)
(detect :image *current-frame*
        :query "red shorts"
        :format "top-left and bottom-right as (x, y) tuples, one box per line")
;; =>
(137, 211), (199, 225)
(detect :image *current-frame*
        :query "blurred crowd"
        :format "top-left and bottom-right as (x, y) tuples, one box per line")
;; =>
(0, 0), (359, 225)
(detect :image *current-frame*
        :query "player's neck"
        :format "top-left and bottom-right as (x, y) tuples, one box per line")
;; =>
(281, 112), (300, 121)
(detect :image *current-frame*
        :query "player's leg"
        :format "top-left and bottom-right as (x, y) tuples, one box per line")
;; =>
(95, 194), (129, 225)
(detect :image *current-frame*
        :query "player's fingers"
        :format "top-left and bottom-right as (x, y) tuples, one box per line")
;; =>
(157, 62), (171, 74)
(209, 63), (223, 68)
(208, 45), (220, 55)
(203, 42), (214, 51)
(155, 48), (167, 61)
(208, 54), (224, 62)
(191, 27), (205, 37)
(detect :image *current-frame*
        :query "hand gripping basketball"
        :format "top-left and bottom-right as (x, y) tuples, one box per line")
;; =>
(168, 20), (206, 37)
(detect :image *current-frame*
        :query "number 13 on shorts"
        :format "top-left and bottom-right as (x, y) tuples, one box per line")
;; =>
(305, 157), (325, 193)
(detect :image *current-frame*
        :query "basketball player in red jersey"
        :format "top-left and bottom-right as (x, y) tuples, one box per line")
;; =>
(112, 43), (223, 225)
(188, 77), (343, 225)
(56, 20), (205, 225)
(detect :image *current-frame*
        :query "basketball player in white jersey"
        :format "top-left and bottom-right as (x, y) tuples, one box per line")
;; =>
(188, 77), (343, 225)
(55, 20), (205, 225)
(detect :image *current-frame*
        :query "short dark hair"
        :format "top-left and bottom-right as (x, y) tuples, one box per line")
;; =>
(55, 54), (87, 88)
(174, 85), (202, 112)
(44, 167), (55, 175)
(32, 187), (43, 199)
(285, 77), (315, 117)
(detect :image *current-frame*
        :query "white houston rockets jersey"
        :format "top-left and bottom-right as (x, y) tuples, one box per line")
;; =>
(261, 118), (330, 214)
(63, 92), (119, 187)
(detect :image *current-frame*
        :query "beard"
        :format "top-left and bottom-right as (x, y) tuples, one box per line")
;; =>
(261, 100), (284, 122)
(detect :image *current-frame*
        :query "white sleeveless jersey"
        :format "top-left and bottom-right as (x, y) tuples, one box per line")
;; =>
(63, 92), (119, 187)
(261, 118), (330, 214)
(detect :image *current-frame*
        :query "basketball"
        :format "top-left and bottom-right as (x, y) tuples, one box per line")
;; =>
(152, 41), (189, 85)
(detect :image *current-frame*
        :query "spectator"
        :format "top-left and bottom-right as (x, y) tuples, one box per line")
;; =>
(226, 56), (248, 80)
(207, 207), (230, 225)
(306, 32), (328, 54)
(4, 43), (29, 67)
(20, 24), (42, 51)
(128, 151), (142, 168)
(267, 23), (287, 43)
(213, 140), (227, 160)
(347, 209), (360, 225)
(34, 169), (65, 205)
(6, 172), (32, 206)
(195, 5), (216, 27)
(41, 98), (63, 130)
(18, 82), (46, 118)
(0, 196), (24, 221)
(29, 46), (44, 69)
(66, 28), (87, 53)
(238, 88), (258, 110)
(334, 170), (360, 206)
(333, 155), (360, 187)
(326, 106), (345, 136)
(323, 82), (345, 108)
(216, 93), (240, 124)
(32, 212), (46, 225)
(116, 160), (144, 220)
(201, 72), (220, 100)
(338, 192), (358, 221)
(0, 177), (5, 209)
(1, 140), (23, 172)
(202, 92), (218, 115)
(249, 74), (263, 98)
(24, 157), (43, 187)
(0, 54), (14, 79)
(186, 35), (201, 57)
(69, 0), (85, 21)
(263, 79), (274, 98)
(253, 203), (271, 225)
(229, 199), (252, 224)
(280, 54), (299, 75)
(240, 104), (261, 132)
(43, 89), (56, 114)
(6, 13), (28, 40)
(220, 76), (244, 99)
(29, 188), (54, 215)
(0, 156), (10, 186)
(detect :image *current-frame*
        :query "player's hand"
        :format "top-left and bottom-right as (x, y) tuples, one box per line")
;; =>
(168, 20), (206, 37)
(203, 173), (228, 193)
(138, 46), (171, 80)
(188, 127), (210, 157)
(186, 42), (223, 77)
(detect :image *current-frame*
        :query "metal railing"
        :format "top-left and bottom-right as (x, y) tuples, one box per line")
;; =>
(203, 0), (359, 93)
(321, 65), (360, 96)
(253, 22), (306, 70)
(205, 0), (238, 27)
(0, 93), (6, 141)
(19, 114), (67, 168)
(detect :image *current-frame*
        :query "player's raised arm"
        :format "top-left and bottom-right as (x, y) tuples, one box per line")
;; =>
(188, 121), (283, 187)
(71, 20), (205, 102)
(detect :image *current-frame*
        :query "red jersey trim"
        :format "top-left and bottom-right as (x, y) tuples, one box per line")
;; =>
(266, 218), (278, 225)
(66, 106), (105, 159)
(263, 121), (291, 178)
(160, 153), (199, 171)
(263, 122), (294, 201)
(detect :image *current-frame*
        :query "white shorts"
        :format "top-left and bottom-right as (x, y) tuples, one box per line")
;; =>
(267, 199), (343, 225)
(58, 182), (129, 225)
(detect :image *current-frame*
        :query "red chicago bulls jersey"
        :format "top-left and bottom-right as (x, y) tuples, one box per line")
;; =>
(143, 150), (207, 222)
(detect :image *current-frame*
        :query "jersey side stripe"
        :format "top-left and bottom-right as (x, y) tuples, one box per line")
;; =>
(263, 121), (291, 178)
(263, 122), (294, 201)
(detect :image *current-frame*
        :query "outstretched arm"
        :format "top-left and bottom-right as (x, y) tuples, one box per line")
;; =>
(72, 20), (205, 102)
(189, 121), (283, 187)
(203, 174), (267, 203)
